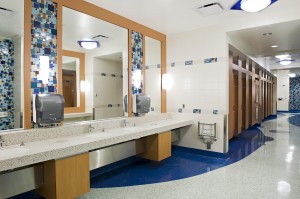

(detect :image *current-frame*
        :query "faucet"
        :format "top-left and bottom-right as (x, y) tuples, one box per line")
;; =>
(88, 124), (95, 133)
(0, 136), (4, 148)
(122, 119), (129, 127)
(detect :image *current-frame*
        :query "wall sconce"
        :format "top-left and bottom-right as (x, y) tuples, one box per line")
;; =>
(162, 74), (173, 91)
(80, 80), (85, 92)
(38, 56), (50, 84)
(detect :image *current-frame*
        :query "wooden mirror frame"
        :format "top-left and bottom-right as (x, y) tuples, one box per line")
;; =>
(62, 50), (85, 114)
(24, 0), (166, 129)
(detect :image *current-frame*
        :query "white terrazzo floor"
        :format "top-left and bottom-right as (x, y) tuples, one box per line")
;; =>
(79, 114), (300, 199)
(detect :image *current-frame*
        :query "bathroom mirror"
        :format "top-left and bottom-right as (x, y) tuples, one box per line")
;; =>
(62, 7), (128, 122)
(62, 50), (85, 111)
(145, 37), (161, 114)
(0, 0), (24, 131)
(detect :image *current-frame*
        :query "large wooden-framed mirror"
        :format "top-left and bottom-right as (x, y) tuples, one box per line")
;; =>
(145, 36), (162, 114)
(23, 0), (167, 129)
(61, 6), (128, 123)
(0, 0), (24, 131)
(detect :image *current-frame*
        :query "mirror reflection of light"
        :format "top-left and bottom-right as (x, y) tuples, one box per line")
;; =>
(38, 56), (50, 84)
(162, 74), (173, 91)
(132, 70), (142, 89)
(285, 151), (293, 163)
(277, 181), (291, 197)
(289, 146), (295, 151)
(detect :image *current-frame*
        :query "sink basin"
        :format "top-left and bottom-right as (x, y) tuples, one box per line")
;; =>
(85, 133), (112, 139)
(122, 127), (144, 132)
(0, 147), (29, 159)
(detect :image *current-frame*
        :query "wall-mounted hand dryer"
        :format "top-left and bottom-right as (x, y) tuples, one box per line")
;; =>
(33, 94), (65, 126)
(132, 94), (151, 116)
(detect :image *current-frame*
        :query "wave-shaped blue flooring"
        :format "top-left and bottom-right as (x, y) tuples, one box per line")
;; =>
(11, 126), (273, 199)
(90, 126), (272, 188)
(288, 114), (300, 127)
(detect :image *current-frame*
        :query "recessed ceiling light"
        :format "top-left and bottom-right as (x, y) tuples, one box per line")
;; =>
(271, 45), (278, 48)
(263, 33), (272, 36)
(275, 54), (289, 59)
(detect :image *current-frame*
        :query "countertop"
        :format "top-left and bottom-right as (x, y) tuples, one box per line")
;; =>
(0, 118), (193, 172)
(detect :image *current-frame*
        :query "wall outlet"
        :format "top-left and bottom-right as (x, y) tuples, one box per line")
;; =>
(0, 111), (9, 118)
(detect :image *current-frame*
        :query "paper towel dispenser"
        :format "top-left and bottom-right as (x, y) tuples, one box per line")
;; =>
(132, 94), (151, 116)
(33, 94), (65, 126)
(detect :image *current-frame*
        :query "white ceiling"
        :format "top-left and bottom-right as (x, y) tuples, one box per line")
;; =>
(228, 19), (300, 72)
(0, 0), (24, 38)
(85, 0), (300, 35)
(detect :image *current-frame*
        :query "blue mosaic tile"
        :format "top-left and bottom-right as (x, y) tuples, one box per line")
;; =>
(204, 57), (218, 64)
(185, 60), (193, 66)
(289, 77), (300, 110)
(31, 0), (58, 95)
(131, 31), (143, 94)
(0, 39), (14, 130)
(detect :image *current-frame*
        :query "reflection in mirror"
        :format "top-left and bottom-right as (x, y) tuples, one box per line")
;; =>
(62, 7), (128, 123)
(145, 37), (161, 114)
(62, 56), (79, 107)
(62, 51), (84, 108)
(0, 0), (24, 131)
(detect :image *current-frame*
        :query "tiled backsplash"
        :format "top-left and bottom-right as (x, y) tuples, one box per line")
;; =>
(31, 0), (58, 94)
(0, 39), (14, 130)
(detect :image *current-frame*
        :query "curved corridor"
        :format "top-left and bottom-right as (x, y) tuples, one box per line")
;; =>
(79, 114), (300, 199)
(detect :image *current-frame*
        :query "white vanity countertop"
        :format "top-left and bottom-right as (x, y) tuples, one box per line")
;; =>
(64, 112), (93, 118)
(0, 118), (193, 172)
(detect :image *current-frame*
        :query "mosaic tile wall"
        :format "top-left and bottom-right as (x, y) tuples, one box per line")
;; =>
(0, 39), (14, 130)
(289, 77), (300, 110)
(131, 31), (143, 94)
(31, 0), (58, 94)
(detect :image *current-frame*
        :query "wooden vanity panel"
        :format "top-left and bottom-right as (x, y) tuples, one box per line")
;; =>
(37, 153), (90, 199)
(37, 160), (57, 199)
(136, 131), (171, 161)
(55, 153), (90, 199)
(158, 131), (172, 161)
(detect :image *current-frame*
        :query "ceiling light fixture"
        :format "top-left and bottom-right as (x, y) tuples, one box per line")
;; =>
(278, 59), (294, 66)
(77, 40), (100, 50)
(275, 54), (290, 59)
(231, 0), (278, 12)
(271, 45), (278, 48)
(288, 73), (296, 78)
